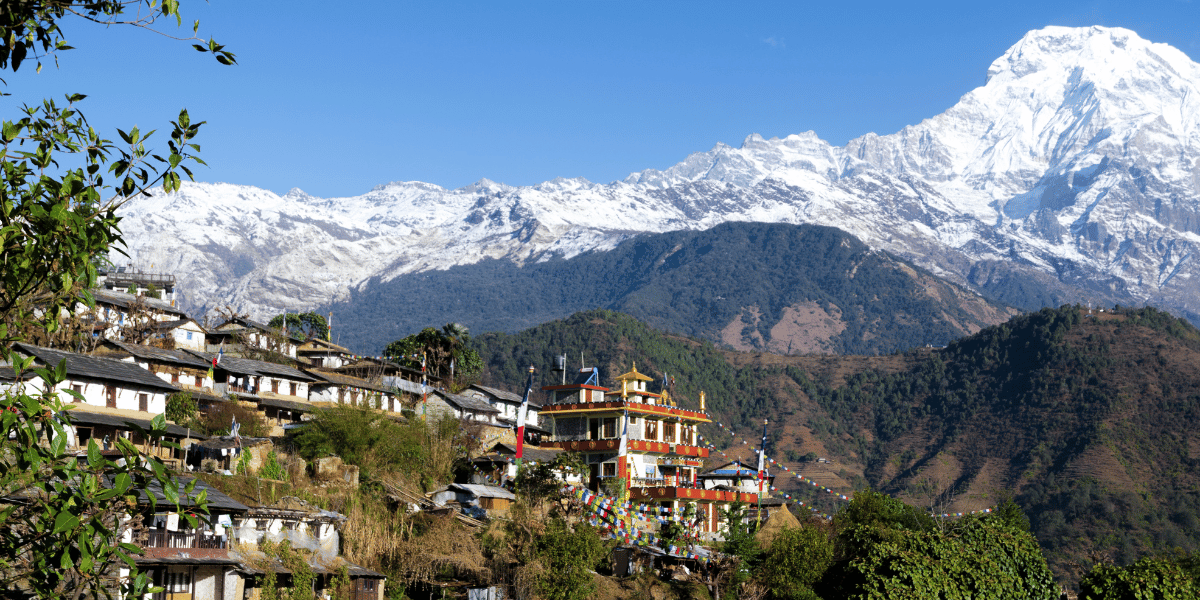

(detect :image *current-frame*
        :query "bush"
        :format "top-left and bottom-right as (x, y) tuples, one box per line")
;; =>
(166, 391), (198, 425)
(535, 518), (611, 600)
(1079, 556), (1199, 600)
(759, 525), (832, 600)
(291, 404), (463, 484)
(196, 402), (271, 437)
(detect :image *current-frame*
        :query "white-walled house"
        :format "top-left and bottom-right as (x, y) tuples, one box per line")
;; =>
(207, 316), (300, 359)
(230, 502), (386, 599)
(297, 338), (355, 369)
(7, 343), (177, 415)
(306, 369), (402, 413)
(94, 339), (230, 417)
(183, 351), (319, 435)
(0, 343), (200, 466)
(154, 318), (208, 351)
(465, 384), (541, 427)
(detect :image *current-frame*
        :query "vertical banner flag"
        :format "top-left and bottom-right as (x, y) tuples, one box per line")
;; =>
(758, 418), (768, 524)
(515, 365), (535, 466)
(619, 409), (629, 457)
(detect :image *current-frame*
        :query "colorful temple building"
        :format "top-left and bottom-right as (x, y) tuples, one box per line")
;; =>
(540, 364), (758, 535)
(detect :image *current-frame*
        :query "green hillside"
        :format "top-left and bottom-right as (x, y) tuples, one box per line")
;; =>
(328, 222), (1017, 354)
(474, 306), (1200, 586)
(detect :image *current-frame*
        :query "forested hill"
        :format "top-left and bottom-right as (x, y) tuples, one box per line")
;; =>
(474, 306), (1200, 586)
(327, 222), (1018, 355)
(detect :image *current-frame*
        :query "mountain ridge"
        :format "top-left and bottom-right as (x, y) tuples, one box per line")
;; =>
(115, 25), (1200, 328)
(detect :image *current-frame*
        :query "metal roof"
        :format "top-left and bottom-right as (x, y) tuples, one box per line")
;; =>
(449, 483), (516, 500)
(14, 343), (180, 392)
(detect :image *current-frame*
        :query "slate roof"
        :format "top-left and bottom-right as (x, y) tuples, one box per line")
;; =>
(495, 416), (552, 435)
(480, 442), (564, 464)
(432, 389), (500, 414)
(13, 343), (179, 392)
(90, 289), (188, 317)
(305, 369), (394, 394)
(183, 351), (316, 382)
(101, 339), (212, 369)
(470, 383), (543, 408)
(212, 316), (304, 342)
(149, 318), (204, 333)
(258, 397), (319, 413)
(133, 475), (249, 512)
(67, 409), (204, 439)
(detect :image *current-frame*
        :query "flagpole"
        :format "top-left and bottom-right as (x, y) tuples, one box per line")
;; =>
(421, 351), (428, 422)
(514, 365), (535, 487)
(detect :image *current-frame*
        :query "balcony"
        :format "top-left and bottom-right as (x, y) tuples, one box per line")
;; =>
(626, 485), (757, 503)
(137, 529), (228, 550)
(544, 438), (709, 458)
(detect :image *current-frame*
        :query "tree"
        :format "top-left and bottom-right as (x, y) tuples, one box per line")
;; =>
(0, 2), (233, 597)
(268, 311), (329, 341)
(385, 323), (483, 392)
(757, 526), (832, 600)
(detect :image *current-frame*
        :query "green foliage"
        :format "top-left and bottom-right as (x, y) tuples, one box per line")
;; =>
(821, 505), (1057, 600)
(292, 404), (464, 484)
(269, 311), (330, 341)
(260, 451), (288, 481)
(195, 401), (270, 437)
(257, 539), (315, 600)
(535, 518), (612, 600)
(0, 1), (232, 597)
(1078, 555), (1199, 600)
(165, 391), (197, 424)
(514, 451), (585, 509)
(385, 323), (482, 391)
(759, 526), (833, 600)
(0, 354), (210, 597)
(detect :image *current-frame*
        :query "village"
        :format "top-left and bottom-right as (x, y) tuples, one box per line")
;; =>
(0, 268), (795, 600)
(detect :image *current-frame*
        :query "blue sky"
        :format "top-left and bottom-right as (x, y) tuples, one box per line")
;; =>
(6, 1), (1200, 198)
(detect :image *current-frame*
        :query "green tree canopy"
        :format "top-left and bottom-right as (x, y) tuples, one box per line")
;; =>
(0, 2), (233, 597)
(268, 311), (330, 341)
(385, 323), (482, 392)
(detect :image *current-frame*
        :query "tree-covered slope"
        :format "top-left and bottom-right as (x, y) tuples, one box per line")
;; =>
(329, 222), (1017, 354)
(474, 306), (1200, 587)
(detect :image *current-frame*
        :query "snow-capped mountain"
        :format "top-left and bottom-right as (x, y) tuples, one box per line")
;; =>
(117, 26), (1200, 321)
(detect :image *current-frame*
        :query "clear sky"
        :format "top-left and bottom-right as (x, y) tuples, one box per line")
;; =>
(6, 1), (1200, 198)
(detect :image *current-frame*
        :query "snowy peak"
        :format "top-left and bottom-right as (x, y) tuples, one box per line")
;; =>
(115, 26), (1200, 327)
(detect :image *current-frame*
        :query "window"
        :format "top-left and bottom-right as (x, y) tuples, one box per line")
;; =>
(338, 389), (345, 404)
(645, 420), (658, 441)
(195, 375), (202, 386)
(106, 386), (116, 408)
(186, 331), (193, 340)
(663, 421), (676, 443)
(138, 394), (148, 412)
(602, 462), (616, 477)
(71, 384), (83, 403)
(271, 380), (279, 393)
(602, 417), (617, 439)
(171, 372), (180, 384)
(289, 382), (297, 396)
